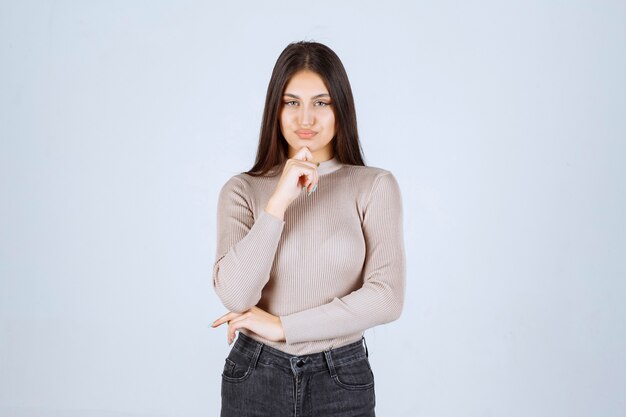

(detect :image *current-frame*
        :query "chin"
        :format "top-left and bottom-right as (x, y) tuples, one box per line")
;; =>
(289, 139), (316, 148)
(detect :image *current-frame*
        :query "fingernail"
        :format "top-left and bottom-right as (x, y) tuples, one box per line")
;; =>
(307, 184), (318, 195)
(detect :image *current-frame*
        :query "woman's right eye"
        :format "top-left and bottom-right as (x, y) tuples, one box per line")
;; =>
(284, 100), (298, 106)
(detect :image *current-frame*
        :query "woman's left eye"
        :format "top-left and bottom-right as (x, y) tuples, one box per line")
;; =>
(316, 101), (331, 107)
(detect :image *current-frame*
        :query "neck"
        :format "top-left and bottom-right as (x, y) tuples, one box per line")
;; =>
(287, 147), (334, 164)
(316, 156), (343, 175)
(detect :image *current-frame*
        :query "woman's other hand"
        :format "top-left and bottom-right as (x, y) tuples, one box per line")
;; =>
(265, 146), (319, 220)
(210, 306), (286, 345)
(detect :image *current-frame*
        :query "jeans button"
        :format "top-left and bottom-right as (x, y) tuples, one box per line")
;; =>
(296, 359), (304, 367)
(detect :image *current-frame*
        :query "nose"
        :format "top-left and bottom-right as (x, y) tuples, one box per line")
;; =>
(299, 104), (315, 127)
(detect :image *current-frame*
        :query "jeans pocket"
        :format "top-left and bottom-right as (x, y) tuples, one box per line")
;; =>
(332, 356), (375, 391)
(221, 347), (254, 383)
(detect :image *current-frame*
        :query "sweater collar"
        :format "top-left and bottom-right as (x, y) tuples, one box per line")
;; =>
(317, 156), (343, 176)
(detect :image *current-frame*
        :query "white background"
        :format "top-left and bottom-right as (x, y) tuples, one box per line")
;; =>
(1, 1), (625, 416)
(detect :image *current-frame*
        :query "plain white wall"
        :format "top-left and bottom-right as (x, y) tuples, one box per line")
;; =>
(1, 1), (625, 416)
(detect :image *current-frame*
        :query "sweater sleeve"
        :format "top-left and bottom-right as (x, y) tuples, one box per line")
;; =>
(212, 176), (286, 313)
(278, 172), (406, 344)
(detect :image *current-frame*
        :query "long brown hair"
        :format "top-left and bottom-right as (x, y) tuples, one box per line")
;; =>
(244, 41), (366, 177)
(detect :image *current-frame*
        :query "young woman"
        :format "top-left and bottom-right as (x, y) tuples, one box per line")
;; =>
(210, 40), (406, 417)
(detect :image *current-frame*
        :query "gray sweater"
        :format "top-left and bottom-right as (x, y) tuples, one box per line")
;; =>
(212, 156), (406, 355)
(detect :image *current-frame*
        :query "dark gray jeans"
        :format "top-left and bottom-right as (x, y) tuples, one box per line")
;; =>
(220, 332), (376, 417)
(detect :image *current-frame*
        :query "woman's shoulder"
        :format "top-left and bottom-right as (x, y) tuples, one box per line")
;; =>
(342, 164), (403, 204)
(218, 171), (276, 194)
(342, 163), (398, 184)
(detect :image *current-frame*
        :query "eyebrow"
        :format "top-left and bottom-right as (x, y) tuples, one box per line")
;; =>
(283, 93), (331, 99)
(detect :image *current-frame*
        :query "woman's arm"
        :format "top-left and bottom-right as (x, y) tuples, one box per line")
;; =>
(278, 172), (406, 344)
(212, 176), (285, 313)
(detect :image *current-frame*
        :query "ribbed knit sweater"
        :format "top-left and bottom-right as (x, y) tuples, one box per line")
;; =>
(212, 156), (406, 356)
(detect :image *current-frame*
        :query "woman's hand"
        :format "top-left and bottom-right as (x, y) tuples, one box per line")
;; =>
(265, 146), (319, 220)
(211, 306), (286, 345)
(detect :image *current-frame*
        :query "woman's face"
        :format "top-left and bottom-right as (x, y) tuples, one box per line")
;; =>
(280, 70), (336, 161)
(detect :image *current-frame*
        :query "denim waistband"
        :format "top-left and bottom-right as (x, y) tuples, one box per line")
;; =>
(231, 331), (370, 375)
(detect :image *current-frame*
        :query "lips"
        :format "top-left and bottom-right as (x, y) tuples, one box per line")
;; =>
(296, 129), (317, 139)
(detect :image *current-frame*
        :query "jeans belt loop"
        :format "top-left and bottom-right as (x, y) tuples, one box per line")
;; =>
(362, 336), (369, 358)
